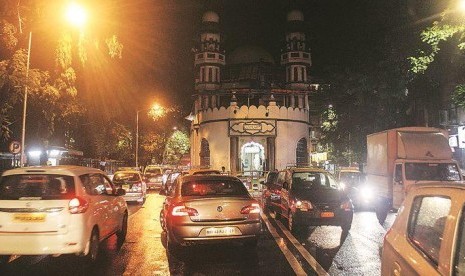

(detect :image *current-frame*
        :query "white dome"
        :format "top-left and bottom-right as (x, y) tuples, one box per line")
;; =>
(287, 10), (304, 21)
(202, 11), (219, 23)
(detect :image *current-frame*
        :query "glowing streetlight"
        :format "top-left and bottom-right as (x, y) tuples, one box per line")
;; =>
(135, 103), (166, 168)
(65, 2), (88, 28)
(20, 2), (87, 167)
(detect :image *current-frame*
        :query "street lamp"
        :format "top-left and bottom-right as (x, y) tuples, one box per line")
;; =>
(19, 2), (87, 167)
(135, 103), (166, 168)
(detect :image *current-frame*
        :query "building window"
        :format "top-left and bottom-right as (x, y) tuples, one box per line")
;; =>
(196, 53), (203, 59)
(301, 67), (306, 82)
(408, 196), (451, 266)
(287, 67), (291, 82)
(208, 67), (213, 82)
(201, 67), (205, 82)
(207, 53), (215, 59)
(200, 138), (210, 167)
(296, 138), (308, 167)
(290, 52), (300, 58)
(303, 53), (309, 58)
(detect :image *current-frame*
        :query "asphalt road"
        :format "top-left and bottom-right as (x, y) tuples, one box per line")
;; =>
(0, 190), (396, 275)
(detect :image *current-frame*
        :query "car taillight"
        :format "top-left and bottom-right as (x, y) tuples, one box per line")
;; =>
(172, 204), (199, 217)
(340, 200), (353, 211)
(240, 203), (261, 214)
(69, 197), (89, 214)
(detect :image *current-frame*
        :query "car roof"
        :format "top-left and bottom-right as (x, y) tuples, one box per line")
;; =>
(1, 165), (103, 176)
(286, 167), (329, 173)
(114, 170), (141, 174)
(410, 182), (465, 192)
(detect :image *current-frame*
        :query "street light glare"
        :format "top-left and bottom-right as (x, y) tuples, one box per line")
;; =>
(148, 104), (166, 120)
(65, 2), (87, 27)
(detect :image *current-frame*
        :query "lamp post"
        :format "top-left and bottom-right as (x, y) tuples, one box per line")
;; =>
(135, 103), (166, 168)
(19, 2), (87, 167)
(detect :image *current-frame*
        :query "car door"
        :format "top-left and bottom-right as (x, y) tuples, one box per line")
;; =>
(101, 174), (122, 233)
(278, 171), (290, 216)
(87, 174), (113, 238)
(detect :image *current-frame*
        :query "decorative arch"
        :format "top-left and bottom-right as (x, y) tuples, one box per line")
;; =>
(296, 138), (308, 167)
(200, 138), (210, 167)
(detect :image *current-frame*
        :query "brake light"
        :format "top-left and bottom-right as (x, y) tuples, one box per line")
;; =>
(240, 203), (261, 214)
(69, 197), (89, 214)
(340, 200), (353, 211)
(172, 205), (199, 217)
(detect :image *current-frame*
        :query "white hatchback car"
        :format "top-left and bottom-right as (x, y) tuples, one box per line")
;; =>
(382, 183), (465, 275)
(0, 165), (128, 264)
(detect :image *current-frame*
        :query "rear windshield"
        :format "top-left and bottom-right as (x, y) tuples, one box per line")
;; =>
(145, 168), (162, 175)
(113, 173), (141, 183)
(181, 180), (249, 197)
(0, 174), (75, 200)
(292, 172), (339, 190)
(405, 163), (462, 181)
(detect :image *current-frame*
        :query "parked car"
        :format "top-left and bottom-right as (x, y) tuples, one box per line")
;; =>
(0, 165), (128, 264)
(143, 165), (163, 190)
(159, 174), (261, 252)
(381, 183), (465, 275)
(161, 171), (182, 193)
(272, 167), (353, 233)
(112, 169), (147, 204)
(336, 167), (371, 209)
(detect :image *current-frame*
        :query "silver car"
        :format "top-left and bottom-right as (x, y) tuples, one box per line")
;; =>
(112, 170), (147, 204)
(160, 175), (261, 251)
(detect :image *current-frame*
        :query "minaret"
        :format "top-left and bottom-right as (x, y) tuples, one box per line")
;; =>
(194, 11), (225, 93)
(281, 9), (311, 89)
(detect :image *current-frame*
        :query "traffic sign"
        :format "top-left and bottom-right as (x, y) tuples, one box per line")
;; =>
(9, 141), (21, 154)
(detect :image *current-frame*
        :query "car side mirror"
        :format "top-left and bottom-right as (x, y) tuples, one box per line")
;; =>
(159, 189), (166, 196)
(116, 188), (126, 196)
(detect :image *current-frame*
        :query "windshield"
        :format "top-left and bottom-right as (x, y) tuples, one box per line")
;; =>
(339, 172), (362, 187)
(405, 163), (462, 181)
(292, 172), (339, 190)
(0, 174), (75, 200)
(145, 168), (162, 175)
(181, 179), (249, 197)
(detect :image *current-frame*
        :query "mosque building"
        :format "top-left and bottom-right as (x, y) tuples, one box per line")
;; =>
(189, 8), (320, 174)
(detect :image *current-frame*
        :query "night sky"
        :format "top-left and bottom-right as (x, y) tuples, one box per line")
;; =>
(74, 0), (439, 123)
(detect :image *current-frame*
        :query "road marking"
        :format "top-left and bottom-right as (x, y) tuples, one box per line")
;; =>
(260, 212), (307, 276)
(275, 219), (329, 276)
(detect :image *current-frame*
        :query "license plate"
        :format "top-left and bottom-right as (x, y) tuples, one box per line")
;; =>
(320, 212), (334, 218)
(13, 213), (46, 222)
(205, 227), (237, 236)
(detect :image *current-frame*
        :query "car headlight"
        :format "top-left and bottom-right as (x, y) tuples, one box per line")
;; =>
(359, 185), (373, 200)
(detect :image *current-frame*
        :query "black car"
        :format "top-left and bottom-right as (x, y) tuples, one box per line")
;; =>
(271, 167), (353, 233)
(260, 171), (279, 212)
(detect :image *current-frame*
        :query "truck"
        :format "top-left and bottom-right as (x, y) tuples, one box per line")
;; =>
(366, 127), (463, 224)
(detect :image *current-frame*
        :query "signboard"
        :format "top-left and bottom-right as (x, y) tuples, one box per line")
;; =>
(229, 120), (276, 136)
(458, 126), (465, 149)
(9, 141), (21, 154)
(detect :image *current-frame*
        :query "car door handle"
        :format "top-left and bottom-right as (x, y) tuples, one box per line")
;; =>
(393, 262), (401, 276)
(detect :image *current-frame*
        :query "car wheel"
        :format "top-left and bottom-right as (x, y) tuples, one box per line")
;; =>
(160, 211), (166, 231)
(84, 228), (99, 263)
(116, 212), (128, 247)
(0, 255), (10, 265)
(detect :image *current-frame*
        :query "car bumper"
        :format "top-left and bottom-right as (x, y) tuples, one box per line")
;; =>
(123, 192), (145, 202)
(0, 228), (87, 255)
(293, 209), (353, 226)
(168, 220), (262, 245)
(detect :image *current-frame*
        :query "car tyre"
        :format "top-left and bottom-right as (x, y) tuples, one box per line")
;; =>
(83, 228), (99, 264)
(117, 212), (128, 247)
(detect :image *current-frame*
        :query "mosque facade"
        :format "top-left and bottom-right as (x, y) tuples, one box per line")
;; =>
(189, 8), (318, 174)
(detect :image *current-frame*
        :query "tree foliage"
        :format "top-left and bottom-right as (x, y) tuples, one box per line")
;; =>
(163, 130), (190, 165)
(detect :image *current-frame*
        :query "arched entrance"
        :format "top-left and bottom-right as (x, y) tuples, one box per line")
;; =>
(240, 142), (265, 174)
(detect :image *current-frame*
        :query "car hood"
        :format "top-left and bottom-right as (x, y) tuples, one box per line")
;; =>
(292, 188), (344, 203)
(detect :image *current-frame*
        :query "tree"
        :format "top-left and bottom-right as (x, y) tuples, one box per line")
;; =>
(162, 130), (190, 165)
